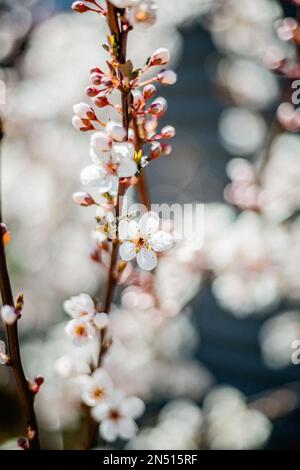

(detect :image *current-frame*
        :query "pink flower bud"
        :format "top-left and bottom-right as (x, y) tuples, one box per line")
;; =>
(93, 93), (110, 108)
(73, 192), (95, 206)
(161, 143), (172, 155)
(149, 48), (170, 66)
(91, 72), (103, 86)
(143, 84), (157, 100)
(149, 97), (167, 117)
(157, 69), (177, 85)
(71, 2), (90, 13)
(150, 142), (162, 160)
(161, 125), (176, 139)
(85, 86), (100, 97)
(132, 90), (143, 109)
(34, 376), (45, 387)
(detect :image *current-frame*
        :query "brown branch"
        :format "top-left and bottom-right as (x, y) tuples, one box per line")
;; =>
(84, 1), (131, 449)
(0, 118), (40, 450)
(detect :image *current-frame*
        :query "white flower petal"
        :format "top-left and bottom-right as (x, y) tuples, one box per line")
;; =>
(139, 211), (159, 237)
(100, 419), (119, 442)
(91, 131), (111, 152)
(92, 369), (113, 390)
(150, 230), (173, 252)
(80, 165), (105, 186)
(112, 142), (134, 162)
(90, 147), (110, 164)
(91, 402), (109, 422)
(106, 122), (126, 142)
(118, 417), (138, 440)
(119, 241), (137, 261)
(120, 396), (145, 419)
(136, 248), (157, 271)
(118, 159), (137, 178)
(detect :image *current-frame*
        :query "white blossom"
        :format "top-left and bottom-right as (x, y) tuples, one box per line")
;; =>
(63, 293), (96, 320)
(119, 212), (173, 271)
(81, 369), (114, 407)
(91, 390), (145, 442)
(65, 318), (96, 346)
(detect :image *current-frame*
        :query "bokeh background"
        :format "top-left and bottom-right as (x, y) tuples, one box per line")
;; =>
(0, 0), (300, 450)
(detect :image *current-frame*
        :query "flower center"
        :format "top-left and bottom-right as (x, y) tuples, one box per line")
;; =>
(75, 325), (87, 337)
(108, 408), (122, 421)
(105, 162), (118, 175)
(93, 387), (106, 400)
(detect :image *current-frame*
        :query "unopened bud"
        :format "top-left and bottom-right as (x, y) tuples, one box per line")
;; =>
(73, 192), (95, 207)
(91, 72), (103, 86)
(149, 48), (170, 66)
(150, 142), (162, 160)
(161, 143), (172, 156)
(143, 84), (157, 100)
(157, 69), (177, 85)
(15, 293), (24, 313)
(71, 2), (90, 13)
(85, 86), (100, 97)
(161, 125), (176, 139)
(1, 305), (18, 325)
(93, 93), (110, 108)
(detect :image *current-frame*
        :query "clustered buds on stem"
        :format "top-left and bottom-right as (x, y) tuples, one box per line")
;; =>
(63, 0), (177, 446)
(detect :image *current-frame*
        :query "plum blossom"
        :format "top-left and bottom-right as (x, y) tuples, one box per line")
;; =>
(91, 390), (145, 442)
(65, 318), (96, 346)
(119, 212), (173, 271)
(80, 369), (114, 407)
(81, 142), (137, 193)
(64, 294), (109, 345)
(63, 293), (96, 321)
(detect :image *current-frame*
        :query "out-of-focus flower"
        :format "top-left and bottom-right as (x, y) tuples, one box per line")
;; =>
(259, 311), (300, 368)
(119, 212), (173, 270)
(128, 399), (203, 450)
(203, 387), (272, 450)
(80, 369), (114, 407)
(63, 293), (96, 320)
(65, 318), (96, 346)
(92, 390), (145, 442)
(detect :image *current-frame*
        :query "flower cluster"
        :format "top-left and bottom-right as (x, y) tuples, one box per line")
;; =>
(64, 294), (109, 345)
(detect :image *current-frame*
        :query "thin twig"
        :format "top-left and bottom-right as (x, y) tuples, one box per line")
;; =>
(0, 117), (40, 450)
